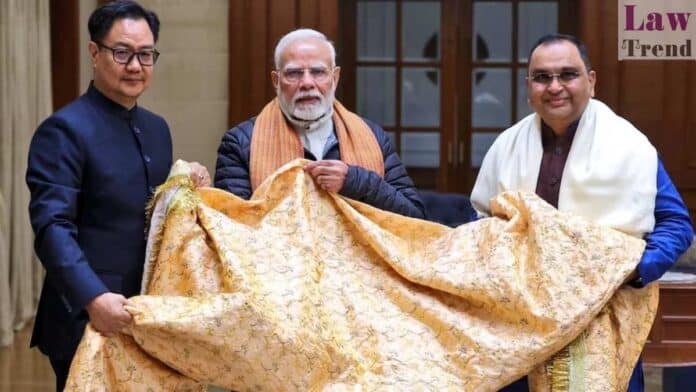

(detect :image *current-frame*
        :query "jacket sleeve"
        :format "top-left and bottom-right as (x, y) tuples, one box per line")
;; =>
(214, 123), (253, 200)
(26, 117), (108, 316)
(634, 158), (694, 286)
(339, 120), (426, 219)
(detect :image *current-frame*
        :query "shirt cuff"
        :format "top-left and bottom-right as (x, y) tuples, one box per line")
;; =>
(632, 253), (662, 287)
(60, 264), (110, 317)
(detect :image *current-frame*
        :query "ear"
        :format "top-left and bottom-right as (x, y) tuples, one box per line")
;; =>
(271, 70), (279, 89)
(88, 41), (99, 65)
(588, 70), (596, 97)
(333, 66), (341, 87)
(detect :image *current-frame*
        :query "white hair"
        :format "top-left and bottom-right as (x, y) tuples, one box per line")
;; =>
(273, 28), (336, 69)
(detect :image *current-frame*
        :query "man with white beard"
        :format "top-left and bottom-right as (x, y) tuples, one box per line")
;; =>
(215, 29), (425, 218)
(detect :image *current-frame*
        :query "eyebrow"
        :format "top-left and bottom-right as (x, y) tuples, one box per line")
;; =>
(110, 41), (155, 50)
(531, 66), (581, 72)
(529, 67), (582, 75)
(282, 63), (329, 69)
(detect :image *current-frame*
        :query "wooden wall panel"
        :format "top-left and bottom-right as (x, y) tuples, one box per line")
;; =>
(335, 1), (356, 107)
(268, 0), (297, 56)
(228, 0), (247, 123)
(298, 0), (319, 28)
(228, 0), (339, 127)
(644, 283), (696, 367)
(687, 63), (696, 173)
(579, 1), (696, 221)
(621, 63), (664, 142)
(317, 1), (339, 43)
(580, 0), (616, 109)
(682, 62), (696, 219)
(248, 0), (270, 113)
(49, 0), (80, 111)
(661, 62), (689, 169)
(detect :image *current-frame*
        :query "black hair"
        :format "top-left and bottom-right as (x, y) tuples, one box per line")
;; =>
(528, 33), (592, 71)
(88, 0), (160, 44)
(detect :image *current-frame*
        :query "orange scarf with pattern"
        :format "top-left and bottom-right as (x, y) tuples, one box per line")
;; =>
(249, 98), (384, 191)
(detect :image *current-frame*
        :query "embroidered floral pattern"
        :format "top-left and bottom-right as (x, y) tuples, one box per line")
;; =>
(66, 160), (657, 392)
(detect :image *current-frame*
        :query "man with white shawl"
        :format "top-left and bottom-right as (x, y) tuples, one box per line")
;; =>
(470, 33), (693, 392)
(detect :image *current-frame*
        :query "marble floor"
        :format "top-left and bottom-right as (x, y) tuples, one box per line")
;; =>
(0, 323), (665, 391)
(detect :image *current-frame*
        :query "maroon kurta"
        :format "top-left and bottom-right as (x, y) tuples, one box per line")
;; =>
(535, 121), (579, 208)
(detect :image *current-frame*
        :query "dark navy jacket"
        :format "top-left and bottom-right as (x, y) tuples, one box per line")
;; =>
(215, 117), (426, 219)
(26, 84), (172, 359)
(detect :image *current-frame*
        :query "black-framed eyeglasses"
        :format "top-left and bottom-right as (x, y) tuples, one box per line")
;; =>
(527, 70), (582, 85)
(97, 43), (160, 66)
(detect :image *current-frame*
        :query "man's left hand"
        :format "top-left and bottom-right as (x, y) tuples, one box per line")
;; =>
(305, 160), (349, 193)
(623, 268), (641, 285)
(189, 162), (211, 187)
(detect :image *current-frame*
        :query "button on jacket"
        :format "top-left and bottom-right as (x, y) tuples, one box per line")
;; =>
(26, 83), (172, 359)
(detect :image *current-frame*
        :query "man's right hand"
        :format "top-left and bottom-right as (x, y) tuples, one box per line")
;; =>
(85, 292), (132, 337)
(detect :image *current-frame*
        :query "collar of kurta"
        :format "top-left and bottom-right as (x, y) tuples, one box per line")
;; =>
(540, 118), (579, 148)
(249, 98), (384, 192)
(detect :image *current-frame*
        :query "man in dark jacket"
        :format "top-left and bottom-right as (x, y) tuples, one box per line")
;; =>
(26, 2), (209, 390)
(215, 28), (425, 219)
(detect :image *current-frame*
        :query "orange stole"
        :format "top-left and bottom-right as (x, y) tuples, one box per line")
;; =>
(249, 98), (385, 191)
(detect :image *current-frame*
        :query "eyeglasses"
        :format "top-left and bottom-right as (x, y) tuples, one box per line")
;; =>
(97, 43), (160, 66)
(527, 70), (582, 85)
(279, 67), (333, 83)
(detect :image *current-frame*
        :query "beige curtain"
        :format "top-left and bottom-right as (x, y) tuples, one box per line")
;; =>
(0, 0), (52, 347)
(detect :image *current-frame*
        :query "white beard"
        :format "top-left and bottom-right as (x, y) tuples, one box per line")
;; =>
(292, 95), (330, 120)
(278, 86), (335, 125)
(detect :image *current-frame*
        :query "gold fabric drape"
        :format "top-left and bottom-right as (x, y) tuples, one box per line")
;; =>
(0, 0), (52, 347)
(67, 160), (657, 391)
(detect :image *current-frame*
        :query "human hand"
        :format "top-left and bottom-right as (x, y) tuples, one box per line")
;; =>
(189, 162), (211, 187)
(304, 160), (349, 193)
(623, 268), (640, 285)
(85, 292), (132, 337)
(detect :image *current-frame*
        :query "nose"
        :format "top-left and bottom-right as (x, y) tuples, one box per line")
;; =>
(298, 70), (315, 90)
(125, 54), (143, 71)
(547, 76), (563, 92)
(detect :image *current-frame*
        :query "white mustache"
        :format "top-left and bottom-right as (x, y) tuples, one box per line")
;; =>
(293, 93), (322, 102)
